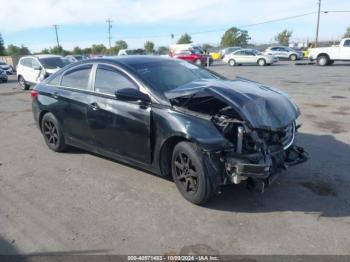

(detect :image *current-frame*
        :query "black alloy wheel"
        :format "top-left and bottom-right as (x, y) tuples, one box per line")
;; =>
(174, 151), (199, 194)
(41, 113), (67, 152)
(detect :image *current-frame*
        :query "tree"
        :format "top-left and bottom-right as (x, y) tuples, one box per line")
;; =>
(157, 46), (169, 55)
(344, 26), (350, 38)
(275, 29), (293, 45)
(144, 41), (154, 53)
(202, 43), (214, 52)
(73, 46), (83, 55)
(0, 33), (5, 55)
(82, 47), (92, 55)
(220, 27), (250, 48)
(115, 40), (128, 50)
(177, 33), (192, 44)
(40, 48), (50, 54)
(91, 44), (107, 54)
(6, 44), (30, 56)
(50, 45), (64, 55)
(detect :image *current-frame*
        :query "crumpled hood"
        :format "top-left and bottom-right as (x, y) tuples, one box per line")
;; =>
(165, 78), (300, 130)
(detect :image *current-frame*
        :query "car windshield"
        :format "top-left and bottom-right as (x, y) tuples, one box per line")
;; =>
(39, 57), (66, 69)
(129, 59), (221, 92)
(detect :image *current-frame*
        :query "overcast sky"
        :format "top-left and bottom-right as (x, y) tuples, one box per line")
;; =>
(0, 0), (349, 52)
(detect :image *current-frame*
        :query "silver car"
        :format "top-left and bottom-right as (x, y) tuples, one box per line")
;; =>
(222, 49), (278, 66)
(264, 46), (303, 61)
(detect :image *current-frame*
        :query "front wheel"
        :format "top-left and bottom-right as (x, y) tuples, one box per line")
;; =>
(41, 113), (67, 152)
(171, 142), (214, 204)
(289, 54), (297, 61)
(194, 59), (202, 66)
(228, 59), (236, 66)
(258, 59), (266, 66)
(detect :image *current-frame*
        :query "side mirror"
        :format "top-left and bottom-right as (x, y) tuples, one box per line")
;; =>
(33, 66), (42, 71)
(115, 88), (151, 103)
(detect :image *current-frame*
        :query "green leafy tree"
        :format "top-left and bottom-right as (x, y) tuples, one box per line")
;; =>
(220, 27), (250, 48)
(40, 48), (50, 54)
(91, 44), (107, 54)
(82, 47), (92, 55)
(344, 26), (350, 38)
(0, 33), (5, 55)
(6, 44), (30, 56)
(50, 45), (64, 55)
(275, 29), (293, 45)
(144, 41), (154, 53)
(177, 33), (192, 44)
(109, 40), (128, 54)
(157, 46), (169, 55)
(73, 46), (83, 55)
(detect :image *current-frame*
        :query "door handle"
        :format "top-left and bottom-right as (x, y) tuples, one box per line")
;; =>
(89, 102), (100, 111)
(52, 92), (59, 99)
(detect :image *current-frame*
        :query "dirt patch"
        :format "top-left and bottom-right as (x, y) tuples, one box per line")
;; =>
(0, 91), (23, 96)
(332, 111), (350, 116)
(283, 80), (305, 84)
(315, 120), (347, 134)
(299, 181), (337, 197)
(331, 95), (347, 99)
(303, 103), (328, 108)
(339, 106), (350, 111)
(179, 244), (219, 255)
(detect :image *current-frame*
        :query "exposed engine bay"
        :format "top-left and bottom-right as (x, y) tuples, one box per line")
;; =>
(171, 94), (308, 191)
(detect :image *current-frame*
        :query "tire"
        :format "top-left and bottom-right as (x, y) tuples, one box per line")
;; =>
(317, 55), (329, 66)
(289, 54), (297, 61)
(258, 59), (266, 66)
(228, 59), (236, 66)
(171, 141), (213, 204)
(194, 59), (202, 66)
(18, 76), (30, 90)
(41, 113), (67, 152)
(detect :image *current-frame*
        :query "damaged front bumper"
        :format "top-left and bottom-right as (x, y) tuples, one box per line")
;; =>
(224, 145), (308, 191)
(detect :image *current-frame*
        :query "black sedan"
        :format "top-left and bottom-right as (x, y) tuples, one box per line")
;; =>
(31, 56), (307, 204)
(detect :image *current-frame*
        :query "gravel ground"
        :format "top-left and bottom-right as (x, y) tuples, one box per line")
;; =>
(0, 61), (350, 256)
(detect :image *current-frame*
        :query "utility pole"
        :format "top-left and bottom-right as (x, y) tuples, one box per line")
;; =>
(106, 19), (113, 48)
(53, 24), (60, 48)
(315, 0), (321, 47)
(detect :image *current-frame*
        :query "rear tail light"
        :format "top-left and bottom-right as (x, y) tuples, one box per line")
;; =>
(31, 90), (38, 100)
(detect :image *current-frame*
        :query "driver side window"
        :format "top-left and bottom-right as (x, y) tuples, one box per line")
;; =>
(94, 64), (138, 95)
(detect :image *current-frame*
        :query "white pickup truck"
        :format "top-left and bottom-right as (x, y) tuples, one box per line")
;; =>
(308, 38), (350, 66)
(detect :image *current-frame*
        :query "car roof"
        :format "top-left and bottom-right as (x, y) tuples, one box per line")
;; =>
(98, 55), (172, 65)
(20, 54), (62, 59)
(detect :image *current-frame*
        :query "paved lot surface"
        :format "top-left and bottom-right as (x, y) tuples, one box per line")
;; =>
(0, 61), (350, 255)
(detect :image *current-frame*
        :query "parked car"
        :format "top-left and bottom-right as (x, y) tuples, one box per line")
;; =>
(308, 38), (350, 66)
(220, 46), (241, 59)
(264, 46), (303, 61)
(171, 50), (207, 65)
(0, 61), (14, 75)
(222, 49), (278, 66)
(17, 55), (67, 90)
(32, 56), (307, 204)
(0, 68), (8, 83)
(65, 55), (84, 63)
(118, 49), (146, 56)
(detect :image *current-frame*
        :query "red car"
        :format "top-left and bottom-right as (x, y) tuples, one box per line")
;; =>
(171, 50), (207, 66)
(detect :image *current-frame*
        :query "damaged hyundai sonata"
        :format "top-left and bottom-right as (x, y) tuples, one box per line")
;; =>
(32, 56), (308, 204)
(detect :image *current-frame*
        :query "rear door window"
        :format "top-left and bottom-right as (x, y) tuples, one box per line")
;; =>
(61, 64), (92, 90)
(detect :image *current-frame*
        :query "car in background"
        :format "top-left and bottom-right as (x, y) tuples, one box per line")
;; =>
(264, 46), (303, 61)
(222, 49), (278, 66)
(17, 55), (67, 90)
(118, 49), (146, 56)
(65, 55), (84, 63)
(220, 46), (241, 59)
(308, 38), (350, 66)
(0, 68), (8, 83)
(0, 61), (14, 75)
(171, 49), (207, 65)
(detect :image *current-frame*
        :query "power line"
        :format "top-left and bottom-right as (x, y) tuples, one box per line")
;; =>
(53, 24), (60, 47)
(106, 19), (113, 48)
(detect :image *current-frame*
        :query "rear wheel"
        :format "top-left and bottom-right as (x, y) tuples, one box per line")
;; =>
(317, 55), (329, 66)
(228, 59), (236, 66)
(258, 59), (266, 66)
(171, 142), (213, 204)
(41, 113), (67, 152)
(18, 76), (30, 90)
